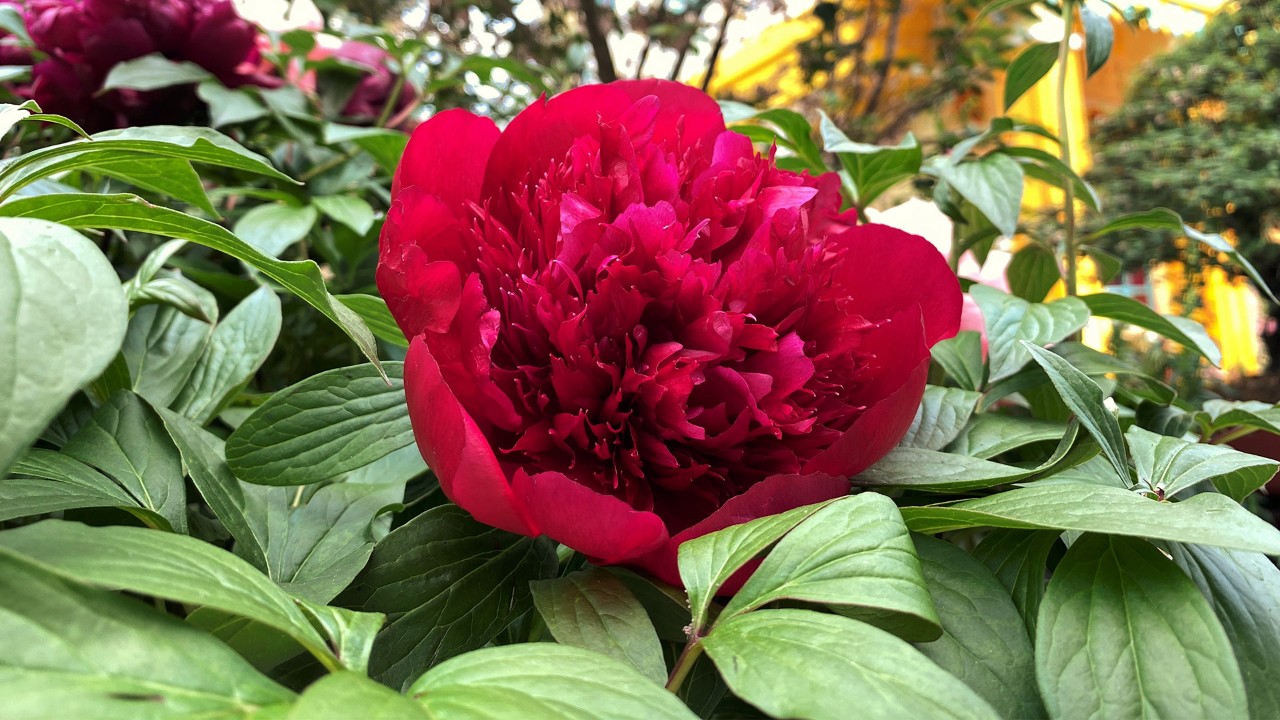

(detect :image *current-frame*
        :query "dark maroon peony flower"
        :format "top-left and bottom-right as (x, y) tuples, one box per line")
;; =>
(319, 40), (415, 126)
(377, 80), (961, 585)
(21, 0), (274, 129)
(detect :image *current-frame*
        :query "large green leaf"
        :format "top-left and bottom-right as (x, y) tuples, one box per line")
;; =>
(101, 53), (212, 91)
(901, 483), (1280, 554)
(1199, 400), (1280, 436)
(0, 449), (137, 522)
(1024, 342), (1130, 481)
(234, 203), (319, 257)
(0, 554), (294, 720)
(1127, 425), (1277, 500)
(901, 386), (982, 451)
(289, 672), (427, 720)
(226, 362), (411, 486)
(0, 125), (292, 200)
(340, 504), (559, 691)
(1081, 3), (1115, 76)
(0, 218), (127, 476)
(677, 500), (837, 634)
(531, 567), (667, 685)
(121, 302), (212, 407)
(972, 529), (1060, 639)
(407, 644), (698, 720)
(912, 536), (1043, 720)
(337, 293), (408, 348)
(1168, 543), (1280, 719)
(90, 155), (217, 215)
(294, 599), (387, 678)
(971, 285), (1089, 382)
(724, 494), (940, 641)
(1006, 243), (1061, 303)
(0, 193), (380, 368)
(936, 153), (1025, 238)
(1004, 42), (1058, 109)
(0, 520), (339, 670)
(62, 391), (187, 532)
(314, 195), (376, 235)
(854, 446), (1030, 492)
(1081, 293), (1221, 365)
(702, 610), (999, 720)
(197, 82), (269, 128)
(818, 112), (922, 206)
(172, 286), (282, 425)
(931, 330), (985, 391)
(1036, 535), (1246, 720)
(947, 414), (1069, 459)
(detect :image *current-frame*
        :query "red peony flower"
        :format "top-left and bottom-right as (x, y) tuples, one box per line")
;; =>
(377, 80), (960, 585)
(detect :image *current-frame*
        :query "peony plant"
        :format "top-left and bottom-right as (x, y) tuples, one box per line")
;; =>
(3, 2), (1280, 719)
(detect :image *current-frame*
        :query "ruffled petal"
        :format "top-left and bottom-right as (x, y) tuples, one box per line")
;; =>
(511, 470), (669, 564)
(611, 79), (726, 150)
(632, 472), (850, 587)
(393, 108), (500, 206)
(404, 337), (537, 535)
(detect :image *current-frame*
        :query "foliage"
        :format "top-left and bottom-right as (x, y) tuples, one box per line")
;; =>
(1, 1), (1280, 719)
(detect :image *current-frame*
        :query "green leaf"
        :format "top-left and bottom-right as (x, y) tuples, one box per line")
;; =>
(340, 504), (558, 691)
(936, 153), (1024, 238)
(1081, 292), (1221, 365)
(901, 386), (981, 451)
(338, 293), (408, 348)
(1004, 145), (1102, 212)
(0, 218), (127, 476)
(912, 536), (1043, 719)
(1006, 243), (1060, 303)
(1081, 3), (1115, 77)
(172, 286), (282, 425)
(0, 520), (340, 670)
(62, 391), (186, 532)
(89, 156), (217, 215)
(972, 529), (1060, 638)
(1036, 535), (1246, 720)
(970, 285), (1089, 382)
(322, 123), (411, 172)
(1004, 42), (1058, 110)
(289, 672), (427, 720)
(724, 494), (940, 641)
(818, 112), (922, 206)
(1088, 207), (1278, 303)
(1200, 399), (1280, 436)
(0, 554), (294, 720)
(157, 406), (270, 572)
(854, 446), (1031, 492)
(234, 203), (319, 257)
(294, 599), (387, 677)
(530, 567), (667, 685)
(0, 449), (137, 522)
(121, 303), (212, 407)
(0, 193), (381, 369)
(947, 414), (1069, 458)
(197, 82), (270, 127)
(101, 53), (212, 91)
(0, 126), (294, 200)
(677, 500), (836, 634)
(901, 482), (1280, 554)
(407, 644), (697, 720)
(1024, 342), (1130, 480)
(227, 362), (411, 486)
(702, 610), (999, 720)
(244, 481), (405, 604)
(1127, 425), (1277, 501)
(1168, 543), (1280, 719)
(314, 195), (376, 235)
(931, 330), (985, 391)
(129, 276), (220, 323)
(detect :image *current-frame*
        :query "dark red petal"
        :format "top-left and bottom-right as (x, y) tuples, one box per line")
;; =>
(404, 337), (537, 535)
(376, 190), (465, 339)
(511, 469), (669, 564)
(482, 84), (634, 197)
(631, 472), (850, 587)
(801, 307), (932, 478)
(393, 108), (500, 206)
(610, 79), (726, 149)
(831, 223), (962, 346)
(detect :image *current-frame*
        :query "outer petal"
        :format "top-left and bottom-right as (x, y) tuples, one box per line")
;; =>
(830, 223), (962, 346)
(801, 307), (931, 478)
(393, 108), (500, 206)
(611, 79), (726, 150)
(511, 469), (669, 565)
(631, 472), (850, 587)
(376, 189), (465, 340)
(404, 337), (537, 535)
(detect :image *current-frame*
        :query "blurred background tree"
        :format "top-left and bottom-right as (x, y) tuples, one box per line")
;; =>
(1088, 0), (1280, 368)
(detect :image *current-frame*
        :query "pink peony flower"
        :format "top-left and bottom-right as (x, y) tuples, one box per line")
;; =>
(377, 80), (961, 585)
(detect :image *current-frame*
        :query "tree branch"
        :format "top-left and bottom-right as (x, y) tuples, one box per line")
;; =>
(579, 0), (618, 82)
(700, 0), (737, 92)
(862, 0), (904, 115)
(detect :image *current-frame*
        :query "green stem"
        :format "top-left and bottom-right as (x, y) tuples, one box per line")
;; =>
(1057, 0), (1078, 297)
(297, 149), (358, 182)
(375, 54), (412, 129)
(665, 639), (704, 693)
(1211, 426), (1257, 446)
